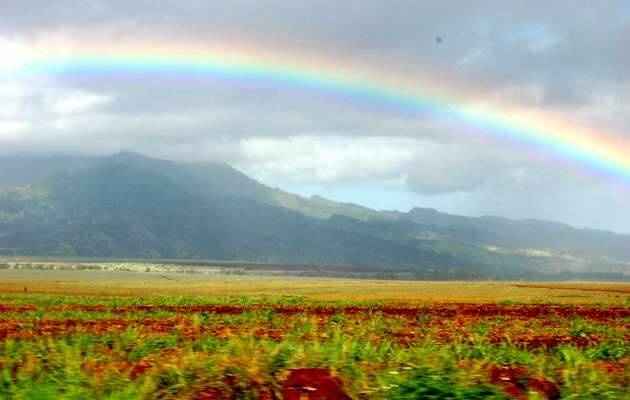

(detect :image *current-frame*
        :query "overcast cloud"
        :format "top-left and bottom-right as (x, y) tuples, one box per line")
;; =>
(1, 1), (629, 232)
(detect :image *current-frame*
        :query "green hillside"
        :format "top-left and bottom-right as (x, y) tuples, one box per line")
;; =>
(0, 152), (628, 279)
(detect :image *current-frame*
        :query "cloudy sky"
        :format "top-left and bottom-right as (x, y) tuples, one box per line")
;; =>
(1, 1), (630, 232)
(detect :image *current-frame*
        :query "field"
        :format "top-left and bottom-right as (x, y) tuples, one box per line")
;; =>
(0, 268), (629, 399)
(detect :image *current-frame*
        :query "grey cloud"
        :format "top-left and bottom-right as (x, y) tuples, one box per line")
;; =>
(1, 1), (629, 230)
(3, 1), (629, 131)
(7, 1), (630, 110)
(403, 143), (589, 195)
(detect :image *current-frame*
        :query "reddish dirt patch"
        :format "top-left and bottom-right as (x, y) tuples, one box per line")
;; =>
(490, 333), (602, 349)
(282, 368), (352, 400)
(212, 326), (238, 339)
(594, 358), (630, 375)
(490, 365), (530, 399)
(490, 365), (529, 385)
(190, 387), (225, 400)
(0, 317), (210, 340)
(253, 326), (285, 341)
(528, 377), (561, 400)
(0, 304), (37, 313)
(5, 303), (628, 322)
(490, 365), (559, 400)
(391, 331), (417, 346)
(130, 360), (152, 380)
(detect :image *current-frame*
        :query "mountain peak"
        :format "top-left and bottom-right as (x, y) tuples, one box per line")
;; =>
(108, 151), (151, 162)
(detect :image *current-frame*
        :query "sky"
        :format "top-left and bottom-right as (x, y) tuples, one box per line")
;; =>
(1, 1), (629, 232)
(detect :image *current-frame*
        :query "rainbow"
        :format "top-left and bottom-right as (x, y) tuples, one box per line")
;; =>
(10, 39), (630, 187)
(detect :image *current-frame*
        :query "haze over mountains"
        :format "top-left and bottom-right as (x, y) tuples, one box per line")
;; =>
(0, 152), (628, 280)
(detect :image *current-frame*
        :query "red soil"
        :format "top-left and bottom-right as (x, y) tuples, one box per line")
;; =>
(282, 368), (352, 400)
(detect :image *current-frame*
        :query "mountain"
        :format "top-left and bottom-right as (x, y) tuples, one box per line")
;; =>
(398, 207), (630, 261)
(0, 152), (467, 272)
(0, 154), (96, 187)
(0, 152), (628, 280)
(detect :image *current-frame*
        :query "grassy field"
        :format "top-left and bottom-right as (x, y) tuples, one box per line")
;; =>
(0, 269), (629, 399)
(1, 268), (630, 303)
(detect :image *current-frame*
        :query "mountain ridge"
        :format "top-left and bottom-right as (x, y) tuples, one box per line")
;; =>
(0, 152), (628, 279)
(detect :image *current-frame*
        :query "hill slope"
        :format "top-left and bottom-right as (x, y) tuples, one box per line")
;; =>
(0, 152), (628, 279)
(398, 207), (630, 261)
(0, 153), (470, 272)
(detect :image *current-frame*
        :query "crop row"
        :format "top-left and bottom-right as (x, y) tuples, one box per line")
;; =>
(0, 296), (629, 399)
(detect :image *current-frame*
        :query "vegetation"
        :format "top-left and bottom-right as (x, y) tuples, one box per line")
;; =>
(0, 292), (628, 399)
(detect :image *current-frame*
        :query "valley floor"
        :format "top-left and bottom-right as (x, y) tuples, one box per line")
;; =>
(0, 267), (629, 303)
